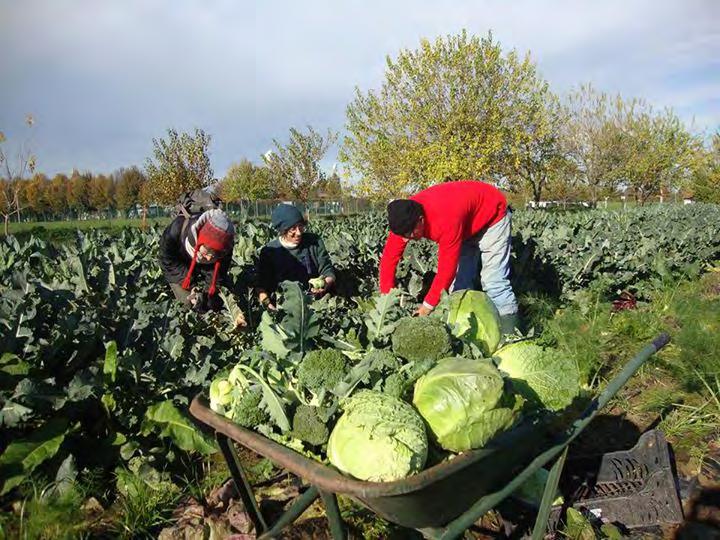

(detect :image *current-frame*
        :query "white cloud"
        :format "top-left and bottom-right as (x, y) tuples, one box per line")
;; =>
(0, 0), (718, 175)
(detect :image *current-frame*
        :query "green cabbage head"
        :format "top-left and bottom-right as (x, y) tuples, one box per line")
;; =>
(494, 341), (580, 412)
(446, 290), (501, 356)
(327, 390), (428, 482)
(209, 378), (233, 413)
(413, 357), (521, 452)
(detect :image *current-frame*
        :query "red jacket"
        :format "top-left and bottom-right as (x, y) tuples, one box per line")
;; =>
(379, 180), (507, 307)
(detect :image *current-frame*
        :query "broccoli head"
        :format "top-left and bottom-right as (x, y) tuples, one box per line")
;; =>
(230, 388), (270, 428)
(381, 357), (436, 400)
(291, 404), (329, 446)
(296, 349), (349, 394)
(391, 316), (451, 362)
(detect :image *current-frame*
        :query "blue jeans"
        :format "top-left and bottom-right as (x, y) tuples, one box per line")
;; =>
(450, 212), (518, 316)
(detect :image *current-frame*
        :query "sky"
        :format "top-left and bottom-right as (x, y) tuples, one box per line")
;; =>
(1, 0), (719, 178)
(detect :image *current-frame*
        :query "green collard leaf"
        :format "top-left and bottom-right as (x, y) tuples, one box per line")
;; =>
(161, 333), (184, 361)
(320, 328), (364, 359)
(0, 353), (29, 376)
(0, 400), (33, 428)
(101, 392), (116, 413)
(259, 311), (292, 359)
(142, 400), (216, 455)
(103, 341), (118, 383)
(106, 256), (116, 287)
(110, 431), (127, 446)
(120, 440), (140, 461)
(44, 454), (78, 499)
(66, 371), (95, 402)
(0, 417), (69, 495)
(365, 289), (403, 345)
(277, 281), (320, 355)
(218, 287), (246, 331)
(234, 364), (290, 432)
(73, 255), (89, 294)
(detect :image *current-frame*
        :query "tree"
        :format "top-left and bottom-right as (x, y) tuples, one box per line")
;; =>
(88, 173), (115, 212)
(145, 128), (213, 204)
(340, 31), (554, 200)
(0, 115), (36, 234)
(562, 85), (627, 205)
(114, 167), (146, 211)
(47, 173), (69, 217)
(220, 159), (274, 201)
(617, 102), (700, 205)
(263, 126), (337, 204)
(66, 170), (91, 214)
(318, 168), (344, 199)
(689, 131), (720, 204)
(502, 81), (568, 203)
(23, 173), (49, 217)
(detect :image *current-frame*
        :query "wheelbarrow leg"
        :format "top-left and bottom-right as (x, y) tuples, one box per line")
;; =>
(260, 485), (320, 539)
(216, 432), (268, 534)
(319, 489), (347, 540)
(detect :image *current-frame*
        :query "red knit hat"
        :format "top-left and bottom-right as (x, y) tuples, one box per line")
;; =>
(197, 219), (234, 253)
(181, 210), (235, 296)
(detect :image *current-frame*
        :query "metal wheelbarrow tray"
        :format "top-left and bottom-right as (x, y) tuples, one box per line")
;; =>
(189, 333), (671, 540)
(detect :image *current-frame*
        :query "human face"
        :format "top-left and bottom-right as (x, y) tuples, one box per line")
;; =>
(281, 222), (305, 246)
(197, 245), (219, 263)
(403, 216), (425, 240)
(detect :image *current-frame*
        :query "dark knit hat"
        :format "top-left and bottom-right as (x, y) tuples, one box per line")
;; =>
(387, 199), (423, 236)
(271, 204), (305, 233)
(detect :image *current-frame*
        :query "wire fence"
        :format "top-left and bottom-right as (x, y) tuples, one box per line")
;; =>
(13, 198), (385, 224)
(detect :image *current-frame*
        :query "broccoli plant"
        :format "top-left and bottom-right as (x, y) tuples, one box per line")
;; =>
(381, 357), (436, 400)
(332, 347), (402, 398)
(291, 404), (329, 446)
(260, 281), (321, 360)
(295, 349), (350, 406)
(391, 316), (451, 362)
(231, 388), (271, 428)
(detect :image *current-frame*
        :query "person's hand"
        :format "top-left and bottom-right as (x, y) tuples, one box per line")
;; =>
(413, 304), (433, 317)
(188, 287), (203, 308)
(233, 311), (248, 329)
(260, 296), (277, 312)
(310, 283), (328, 297)
(310, 277), (335, 298)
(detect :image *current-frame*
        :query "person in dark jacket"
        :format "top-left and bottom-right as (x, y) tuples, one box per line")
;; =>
(159, 208), (236, 312)
(256, 204), (336, 310)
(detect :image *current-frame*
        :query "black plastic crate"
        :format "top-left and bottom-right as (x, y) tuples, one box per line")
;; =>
(552, 429), (683, 529)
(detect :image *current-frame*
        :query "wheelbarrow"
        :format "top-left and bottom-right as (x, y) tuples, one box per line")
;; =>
(189, 333), (671, 540)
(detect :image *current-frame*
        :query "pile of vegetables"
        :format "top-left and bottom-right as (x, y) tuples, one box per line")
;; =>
(208, 281), (582, 482)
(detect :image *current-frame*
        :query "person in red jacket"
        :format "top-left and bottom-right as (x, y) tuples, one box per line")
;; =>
(379, 180), (519, 334)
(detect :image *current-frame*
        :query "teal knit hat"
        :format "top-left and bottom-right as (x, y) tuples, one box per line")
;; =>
(271, 204), (304, 233)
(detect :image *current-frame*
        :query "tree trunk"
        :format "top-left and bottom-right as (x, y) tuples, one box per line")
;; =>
(532, 182), (542, 204)
(3, 215), (9, 236)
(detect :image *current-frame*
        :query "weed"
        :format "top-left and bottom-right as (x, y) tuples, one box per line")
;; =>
(5, 477), (89, 540)
(111, 466), (181, 539)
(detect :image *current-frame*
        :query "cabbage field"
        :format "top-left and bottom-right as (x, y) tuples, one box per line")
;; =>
(1, 204), (720, 538)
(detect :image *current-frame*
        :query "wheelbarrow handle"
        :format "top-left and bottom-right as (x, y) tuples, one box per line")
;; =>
(575, 332), (671, 435)
(653, 332), (671, 350)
